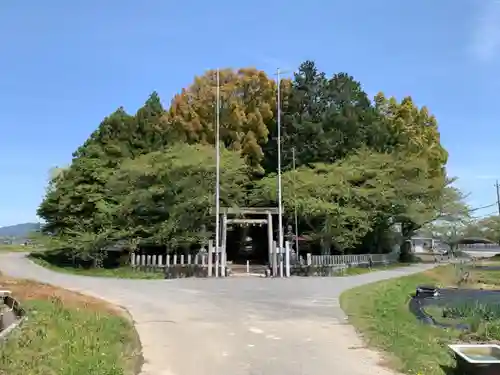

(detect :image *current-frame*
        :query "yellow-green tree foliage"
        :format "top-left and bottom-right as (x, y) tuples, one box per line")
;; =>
(374, 93), (448, 179)
(167, 68), (283, 174)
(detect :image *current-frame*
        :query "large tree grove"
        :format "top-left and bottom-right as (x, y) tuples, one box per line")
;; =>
(37, 61), (451, 264)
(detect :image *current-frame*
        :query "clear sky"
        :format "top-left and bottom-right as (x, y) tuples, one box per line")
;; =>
(0, 0), (499, 226)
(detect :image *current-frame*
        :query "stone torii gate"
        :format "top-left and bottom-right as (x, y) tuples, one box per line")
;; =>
(213, 206), (288, 276)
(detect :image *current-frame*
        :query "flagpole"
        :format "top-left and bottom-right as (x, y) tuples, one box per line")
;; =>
(277, 68), (284, 257)
(215, 69), (221, 267)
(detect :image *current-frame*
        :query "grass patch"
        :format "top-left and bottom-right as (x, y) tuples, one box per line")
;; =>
(0, 244), (42, 252)
(0, 275), (142, 375)
(470, 267), (500, 287)
(340, 264), (500, 374)
(340, 266), (463, 375)
(341, 262), (411, 276)
(28, 252), (163, 280)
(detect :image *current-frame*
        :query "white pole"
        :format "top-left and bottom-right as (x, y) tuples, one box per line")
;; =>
(292, 147), (299, 258)
(285, 241), (291, 277)
(215, 69), (221, 269)
(277, 68), (284, 259)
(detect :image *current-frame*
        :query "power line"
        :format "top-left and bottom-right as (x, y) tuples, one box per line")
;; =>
(471, 211), (498, 219)
(470, 203), (498, 212)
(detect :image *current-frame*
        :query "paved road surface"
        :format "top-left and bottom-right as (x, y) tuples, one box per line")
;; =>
(0, 253), (435, 375)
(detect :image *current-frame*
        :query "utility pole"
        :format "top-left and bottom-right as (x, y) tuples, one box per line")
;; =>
(292, 147), (299, 257)
(496, 180), (500, 216)
(215, 69), (221, 261)
(276, 68), (284, 257)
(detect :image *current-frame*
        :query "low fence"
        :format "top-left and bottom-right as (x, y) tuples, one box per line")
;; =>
(289, 252), (399, 276)
(130, 246), (399, 278)
(458, 244), (500, 249)
(306, 252), (399, 267)
(130, 241), (228, 278)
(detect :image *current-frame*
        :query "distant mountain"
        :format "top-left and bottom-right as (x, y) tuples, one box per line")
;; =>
(0, 222), (41, 238)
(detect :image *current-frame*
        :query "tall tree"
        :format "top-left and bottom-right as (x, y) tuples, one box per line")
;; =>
(131, 91), (168, 153)
(373, 93), (448, 178)
(265, 61), (380, 172)
(167, 68), (277, 174)
(371, 94), (449, 259)
(38, 94), (169, 237)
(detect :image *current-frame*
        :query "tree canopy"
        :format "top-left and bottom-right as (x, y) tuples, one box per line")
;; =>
(37, 60), (451, 264)
(167, 68), (278, 175)
(463, 215), (500, 245)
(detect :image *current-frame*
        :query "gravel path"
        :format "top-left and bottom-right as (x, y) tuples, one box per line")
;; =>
(0, 253), (435, 375)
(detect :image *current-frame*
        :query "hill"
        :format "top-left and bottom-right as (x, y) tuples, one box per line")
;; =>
(0, 222), (41, 238)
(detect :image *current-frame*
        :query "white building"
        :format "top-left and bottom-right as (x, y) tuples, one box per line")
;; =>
(410, 237), (449, 253)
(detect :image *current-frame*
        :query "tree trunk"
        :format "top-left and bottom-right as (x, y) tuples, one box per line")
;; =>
(399, 223), (416, 262)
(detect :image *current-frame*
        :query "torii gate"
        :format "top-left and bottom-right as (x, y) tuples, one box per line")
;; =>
(212, 206), (290, 276)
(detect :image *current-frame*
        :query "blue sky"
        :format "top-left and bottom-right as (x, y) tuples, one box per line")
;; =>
(0, 0), (499, 226)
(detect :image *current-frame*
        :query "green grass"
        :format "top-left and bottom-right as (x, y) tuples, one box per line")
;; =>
(0, 244), (43, 252)
(0, 280), (141, 375)
(340, 266), (461, 375)
(28, 255), (163, 280)
(471, 268), (500, 286)
(340, 264), (500, 374)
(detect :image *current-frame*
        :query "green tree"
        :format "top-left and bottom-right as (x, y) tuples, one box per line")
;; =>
(370, 94), (449, 260)
(467, 216), (500, 244)
(421, 187), (471, 253)
(38, 94), (168, 242)
(107, 143), (251, 249)
(266, 61), (380, 172)
(253, 148), (438, 254)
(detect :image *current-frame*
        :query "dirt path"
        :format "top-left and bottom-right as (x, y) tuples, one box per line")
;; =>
(0, 253), (435, 375)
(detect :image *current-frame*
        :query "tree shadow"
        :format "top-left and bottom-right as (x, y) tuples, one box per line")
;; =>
(29, 249), (125, 269)
(440, 364), (460, 375)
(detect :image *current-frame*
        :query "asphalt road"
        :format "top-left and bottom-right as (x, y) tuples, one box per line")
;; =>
(0, 253), (435, 375)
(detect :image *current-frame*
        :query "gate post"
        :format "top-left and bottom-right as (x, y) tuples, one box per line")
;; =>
(208, 240), (213, 277)
(215, 244), (219, 278)
(267, 212), (273, 270)
(279, 243), (284, 278)
(221, 213), (228, 277)
(272, 241), (278, 277)
(285, 241), (291, 277)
